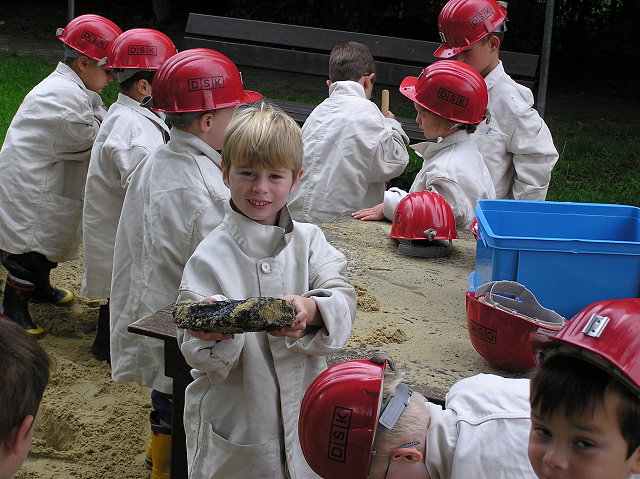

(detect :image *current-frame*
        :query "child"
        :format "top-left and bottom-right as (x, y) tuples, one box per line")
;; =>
(176, 101), (356, 478)
(0, 14), (121, 337)
(353, 60), (495, 230)
(108, 48), (262, 477)
(81, 28), (177, 361)
(435, 0), (559, 200)
(288, 41), (409, 225)
(298, 298), (640, 479)
(0, 318), (53, 479)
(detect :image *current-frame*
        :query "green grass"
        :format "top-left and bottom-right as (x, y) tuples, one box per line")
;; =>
(2, 52), (639, 207)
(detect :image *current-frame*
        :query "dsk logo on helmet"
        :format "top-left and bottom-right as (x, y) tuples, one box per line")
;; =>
(468, 7), (494, 28)
(80, 29), (108, 50)
(437, 88), (469, 108)
(188, 76), (225, 92)
(128, 45), (158, 56)
(327, 406), (352, 463)
(469, 318), (497, 344)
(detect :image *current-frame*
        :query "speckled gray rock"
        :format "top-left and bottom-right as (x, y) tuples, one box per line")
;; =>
(173, 297), (295, 333)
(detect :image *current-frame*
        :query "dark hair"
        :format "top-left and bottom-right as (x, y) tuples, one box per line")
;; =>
(531, 354), (640, 458)
(0, 318), (53, 442)
(119, 70), (157, 94)
(328, 42), (375, 82)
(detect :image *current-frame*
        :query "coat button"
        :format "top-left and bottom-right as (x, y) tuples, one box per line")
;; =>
(261, 263), (271, 273)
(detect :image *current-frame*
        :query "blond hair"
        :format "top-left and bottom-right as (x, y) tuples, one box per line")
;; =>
(222, 101), (303, 175)
(369, 368), (431, 477)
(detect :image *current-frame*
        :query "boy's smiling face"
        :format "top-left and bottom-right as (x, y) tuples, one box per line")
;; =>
(223, 164), (301, 226)
(528, 392), (640, 479)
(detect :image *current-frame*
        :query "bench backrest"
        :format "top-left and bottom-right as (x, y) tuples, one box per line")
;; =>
(184, 13), (539, 91)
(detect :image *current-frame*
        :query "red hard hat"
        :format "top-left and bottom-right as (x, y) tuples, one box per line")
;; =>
(56, 14), (122, 61)
(466, 282), (565, 372)
(400, 60), (488, 124)
(150, 48), (263, 113)
(106, 28), (177, 72)
(390, 191), (458, 241)
(434, 0), (508, 58)
(531, 298), (640, 397)
(299, 360), (385, 479)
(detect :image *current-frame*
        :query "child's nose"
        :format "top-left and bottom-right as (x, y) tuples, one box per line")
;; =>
(542, 445), (569, 470)
(252, 176), (268, 193)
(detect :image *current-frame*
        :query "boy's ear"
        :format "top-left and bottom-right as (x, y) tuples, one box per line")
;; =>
(199, 112), (214, 133)
(221, 161), (230, 187)
(6, 415), (35, 455)
(629, 446), (640, 474)
(488, 34), (501, 51)
(326, 79), (332, 88)
(76, 55), (91, 72)
(290, 168), (303, 193)
(136, 79), (152, 97)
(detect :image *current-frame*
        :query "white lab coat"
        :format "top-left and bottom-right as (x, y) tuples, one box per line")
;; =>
(81, 93), (170, 298)
(288, 81), (409, 225)
(425, 374), (536, 479)
(0, 62), (105, 262)
(383, 130), (495, 230)
(473, 62), (559, 200)
(177, 205), (356, 479)
(110, 127), (229, 393)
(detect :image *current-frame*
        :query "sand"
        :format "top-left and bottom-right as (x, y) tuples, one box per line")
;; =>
(5, 215), (522, 478)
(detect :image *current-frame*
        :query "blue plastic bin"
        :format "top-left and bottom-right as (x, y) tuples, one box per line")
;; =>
(471, 200), (640, 319)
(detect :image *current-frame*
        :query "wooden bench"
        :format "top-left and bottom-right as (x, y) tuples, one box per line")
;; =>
(182, 13), (540, 144)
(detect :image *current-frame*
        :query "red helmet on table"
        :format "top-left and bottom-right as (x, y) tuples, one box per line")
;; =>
(391, 191), (458, 241)
(531, 298), (640, 397)
(150, 48), (263, 113)
(466, 281), (565, 372)
(434, 0), (508, 58)
(400, 60), (488, 124)
(56, 14), (122, 61)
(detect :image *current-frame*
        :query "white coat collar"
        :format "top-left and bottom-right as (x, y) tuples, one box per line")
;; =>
(115, 93), (170, 133)
(410, 129), (470, 158)
(482, 60), (506, 91)
(168, 128), (222, 169)
(223, 203), (294, 258)
(424, 401), (457, 479)
(328, 80), (367, 99)
(55, 61), (103, 107)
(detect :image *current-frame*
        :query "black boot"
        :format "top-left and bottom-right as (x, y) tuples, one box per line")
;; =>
(32, 271), (74, 306)
(3, 275), (45, 338)
(91, 303), (111, 362)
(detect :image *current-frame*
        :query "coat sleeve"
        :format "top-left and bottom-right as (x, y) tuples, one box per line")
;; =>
(284, 231), (356, 355)
(383, 187), (408, 220)
(54, 96), (102, 160)
(509, 106), (559, 201)
(176, 260), (246, 382)
(367, 118), (410, 184)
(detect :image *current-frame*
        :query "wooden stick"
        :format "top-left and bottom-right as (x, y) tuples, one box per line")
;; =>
(381, 89), (390, 116)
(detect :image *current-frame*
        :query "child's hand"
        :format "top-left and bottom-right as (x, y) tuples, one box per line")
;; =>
(383, 110), (396, 120)
(186, 296), (234, 341)
(268, 295), (321, 339)
(352, 203), (384, 221)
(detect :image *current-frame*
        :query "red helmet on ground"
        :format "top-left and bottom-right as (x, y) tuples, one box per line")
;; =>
(106, 28), (177, 82)
(56, 14), (122, 61)
(150, 48), (263, 113)
(531, 298), (640, 397)
(391, 191), (458, 241)
(434, 0), (508, 58)
(299, 358), (413, 479)
(466, 281), (565, 372)
(400, 60), (488, 124)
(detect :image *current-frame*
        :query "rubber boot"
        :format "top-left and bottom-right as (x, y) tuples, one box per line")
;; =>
(91, 303), (111, 362)
(2, 275), (45, 338)
(32, 271), (74, 307)
(149, 411), (171, 479)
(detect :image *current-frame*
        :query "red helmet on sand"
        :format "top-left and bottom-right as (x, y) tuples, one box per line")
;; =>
(299, 358), (413, 479)
(106, 28), (177, 82)
(57, 14), (122, 61)
(531, 298), (640, 397)
(400, 60), (488, 124)
(466, 281), (565, 372)
(434, 0), (508, 58)
(150, 48), (263, 113)
(391, 191), (458, 241)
